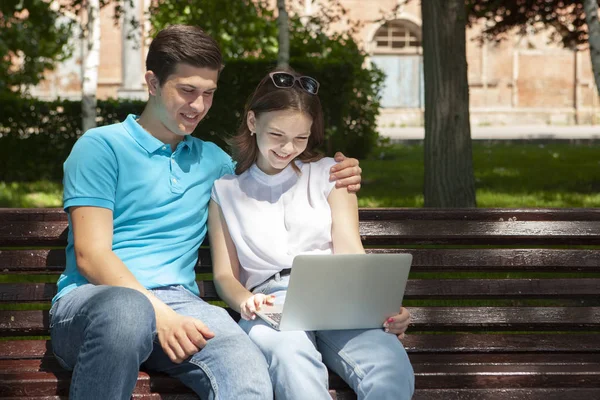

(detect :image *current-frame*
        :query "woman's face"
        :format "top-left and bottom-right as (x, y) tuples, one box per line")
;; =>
(248, 109), (313, 175)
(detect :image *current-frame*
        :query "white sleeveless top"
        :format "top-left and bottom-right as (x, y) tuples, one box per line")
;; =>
(211, 157), (337, 289)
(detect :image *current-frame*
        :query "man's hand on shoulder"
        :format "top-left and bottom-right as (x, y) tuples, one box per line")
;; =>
(330, 152), (362, 193)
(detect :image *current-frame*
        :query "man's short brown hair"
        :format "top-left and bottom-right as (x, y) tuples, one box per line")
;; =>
(146, 25), (223, 85)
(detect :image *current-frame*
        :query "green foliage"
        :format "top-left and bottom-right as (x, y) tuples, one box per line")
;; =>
(465, 0), (588, 48)
(0, 0), (73, 95)
(0, 95), (144, 181)
(0, 59), (377, 181)
(148, 0), (278, 59)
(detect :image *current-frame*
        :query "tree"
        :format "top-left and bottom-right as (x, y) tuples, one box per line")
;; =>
(0, 0), (73, 96)
(466, 0), (600, 95)
(422, 0), (476, 207)
(81, 0), (101, 132)
(277, 0), (290, 68)
(583, 0), (600, 95)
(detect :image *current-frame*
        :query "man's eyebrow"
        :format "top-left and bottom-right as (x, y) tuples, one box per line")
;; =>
(178, 84), (218, 91)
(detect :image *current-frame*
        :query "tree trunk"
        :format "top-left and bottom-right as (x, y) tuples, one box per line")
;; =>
(583, 0), (600, 96)
(277, 0), (290, 68)
(81, 0), (100, 133)
(422, 0), (476, 207)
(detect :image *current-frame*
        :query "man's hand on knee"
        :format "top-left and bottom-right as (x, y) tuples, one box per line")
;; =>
(155, 306), (215, 363)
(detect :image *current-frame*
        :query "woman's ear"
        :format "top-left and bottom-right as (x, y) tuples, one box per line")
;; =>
(247, 111), (257, 134)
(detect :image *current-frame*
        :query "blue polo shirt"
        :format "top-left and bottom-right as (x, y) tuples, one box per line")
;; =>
(54, 114), (234, 302)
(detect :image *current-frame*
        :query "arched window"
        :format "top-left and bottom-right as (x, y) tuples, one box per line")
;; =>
(370, 19), (424, 108)
(373, 20), (422, 54)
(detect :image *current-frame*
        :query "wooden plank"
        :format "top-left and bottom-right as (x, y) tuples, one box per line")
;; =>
(0, 282), (220, 303)
(414, 364), (600, 388)
(412, 388), (600, 400)
(358, 208), (600, 222)
(1, 389), (598, 400)
(2, 308), (599, 336)
(402, 333), (600, 353)
(1, 360), (598, 397)
(3, 208), (599, 222)
(3, 219), (600, 247)
(0, 359), (352, 397)
(360, 221), (600, 245)
(3, 278), (600, 303)
(2, 349), (598, 367)
(3, 248), (600, 274)
(2, 334), (599, 360)
(3, 334), (600, 361)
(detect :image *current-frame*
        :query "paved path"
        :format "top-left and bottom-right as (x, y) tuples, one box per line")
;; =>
(379, 125), (600, 141)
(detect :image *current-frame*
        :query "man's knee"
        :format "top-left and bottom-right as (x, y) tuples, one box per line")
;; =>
(93, 288), (155, 353)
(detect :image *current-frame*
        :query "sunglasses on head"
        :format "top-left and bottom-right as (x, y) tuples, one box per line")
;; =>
(269, 72), (320, 95)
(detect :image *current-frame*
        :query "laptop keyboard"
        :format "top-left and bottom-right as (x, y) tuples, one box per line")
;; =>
(264, 313), (282, 324)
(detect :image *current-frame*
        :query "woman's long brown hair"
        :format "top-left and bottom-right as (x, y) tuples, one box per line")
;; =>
(229, 67), (325, 175)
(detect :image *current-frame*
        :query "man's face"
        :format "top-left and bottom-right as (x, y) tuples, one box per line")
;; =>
(150, 63), (218, 136)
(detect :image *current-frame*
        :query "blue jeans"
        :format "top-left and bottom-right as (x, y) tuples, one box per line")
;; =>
(239, 274), (415, 400)
(50, 284), (272, 400)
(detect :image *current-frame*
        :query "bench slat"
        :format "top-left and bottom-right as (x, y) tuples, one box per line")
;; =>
(3, 278), (600, 303)
(2, 334), (599, 360)
(357, 208), (600, 222)
(3, 334), (599, 360)
(412, 388), (600, 400)
(359, 221), (600, 245)
(3, 220), (600, 247)
(0, 359), (353, 397)
(1, 359), (598, 398)
(3, 208), (599, 222)
(2, 248), (600, 273)
(2, 308), (599, 336)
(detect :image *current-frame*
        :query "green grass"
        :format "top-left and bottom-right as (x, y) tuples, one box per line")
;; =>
(0, 181), (62, 207)
(359, 142), (600, 207)
(1, 142), (599, 208)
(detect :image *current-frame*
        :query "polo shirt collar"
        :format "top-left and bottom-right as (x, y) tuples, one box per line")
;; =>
(123, 114), (192, 153)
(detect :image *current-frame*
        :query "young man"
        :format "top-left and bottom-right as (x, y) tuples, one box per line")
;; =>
(50, 25), (362, 399)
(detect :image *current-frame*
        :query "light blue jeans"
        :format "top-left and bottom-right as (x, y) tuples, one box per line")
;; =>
(239, 274), (415, 400)
(49, 284), (272, 400)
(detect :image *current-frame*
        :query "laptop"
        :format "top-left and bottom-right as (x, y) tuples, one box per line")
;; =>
(254, 253), (412, 331)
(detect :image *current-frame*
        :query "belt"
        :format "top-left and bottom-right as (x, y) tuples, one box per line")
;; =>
(249, 268), (292, 293)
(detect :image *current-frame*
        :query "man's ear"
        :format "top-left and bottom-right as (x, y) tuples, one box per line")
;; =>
(145, 71), (160, 96)
(247, 111), (257, 133)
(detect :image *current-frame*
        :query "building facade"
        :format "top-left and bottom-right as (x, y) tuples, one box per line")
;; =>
(32, 0), (599, 126)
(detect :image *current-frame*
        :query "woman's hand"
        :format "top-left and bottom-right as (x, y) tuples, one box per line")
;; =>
(239, 294), (276, 320)
(383, 307), (411, 340)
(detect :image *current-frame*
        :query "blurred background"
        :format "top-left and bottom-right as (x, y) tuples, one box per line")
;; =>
(1, 0), (599, 208)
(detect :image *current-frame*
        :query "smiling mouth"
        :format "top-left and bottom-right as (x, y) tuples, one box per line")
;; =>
(181, 113), (200, 123)
(272, 151), (293, 160)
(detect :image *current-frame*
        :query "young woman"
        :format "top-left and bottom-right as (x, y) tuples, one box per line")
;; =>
(207, 68), (414, 400)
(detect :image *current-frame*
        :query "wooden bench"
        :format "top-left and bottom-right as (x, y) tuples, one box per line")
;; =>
(1, 207), (599, 399)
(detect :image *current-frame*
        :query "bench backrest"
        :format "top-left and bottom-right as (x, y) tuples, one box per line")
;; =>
(1, 208), (600, 348)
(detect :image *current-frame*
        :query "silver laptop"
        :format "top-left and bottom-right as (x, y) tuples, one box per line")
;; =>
(254, 253), (412, 331)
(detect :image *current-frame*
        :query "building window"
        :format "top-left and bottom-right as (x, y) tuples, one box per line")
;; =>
(373, 20), (422, 54)
(371, 19), (424, 108)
